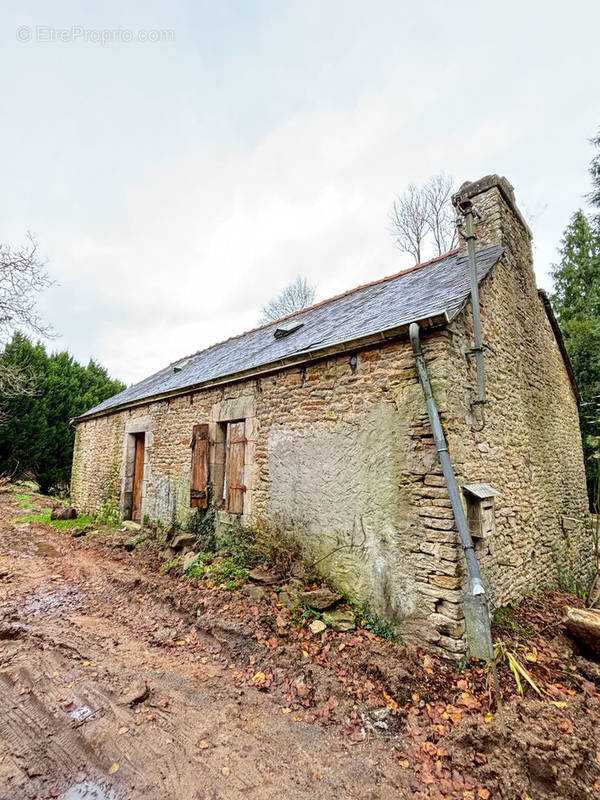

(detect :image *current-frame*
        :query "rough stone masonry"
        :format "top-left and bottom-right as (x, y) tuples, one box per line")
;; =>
(71, 174), (594, 658)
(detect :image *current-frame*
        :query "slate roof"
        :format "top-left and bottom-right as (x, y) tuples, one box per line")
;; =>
(76, 244), (503, 420)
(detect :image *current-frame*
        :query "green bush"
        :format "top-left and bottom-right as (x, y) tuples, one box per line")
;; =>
(358, 608), (399, 642)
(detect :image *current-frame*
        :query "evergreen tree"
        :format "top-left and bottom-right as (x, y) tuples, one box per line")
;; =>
(0, 334), (125, 493)
(589, 130), (600, 226)
(550, 211), (600, 501)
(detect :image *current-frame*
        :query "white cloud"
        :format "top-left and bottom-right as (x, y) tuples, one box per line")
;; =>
(4, 0), (600, 385)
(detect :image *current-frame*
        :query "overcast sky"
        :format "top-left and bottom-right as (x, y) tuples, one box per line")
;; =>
(1, 0), (599, 385)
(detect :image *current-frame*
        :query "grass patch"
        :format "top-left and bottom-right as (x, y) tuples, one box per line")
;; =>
(492, 605), (532, 639)
(207, 557), (249, 590)
(15, 508), (94, 531)
(182, 552), (249, 590)
(17, 495), (38, 509)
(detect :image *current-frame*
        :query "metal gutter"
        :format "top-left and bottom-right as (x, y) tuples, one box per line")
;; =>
(73, 313), (449, 424)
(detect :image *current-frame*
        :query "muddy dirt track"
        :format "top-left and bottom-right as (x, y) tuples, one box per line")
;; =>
(0, 491), (404, 800)
(1, 487), (600, 800)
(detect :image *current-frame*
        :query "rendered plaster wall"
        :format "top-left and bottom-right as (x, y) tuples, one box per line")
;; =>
(71, 334), (467, 656)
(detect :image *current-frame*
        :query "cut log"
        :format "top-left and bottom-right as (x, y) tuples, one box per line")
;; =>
(565, 606), (600, 657)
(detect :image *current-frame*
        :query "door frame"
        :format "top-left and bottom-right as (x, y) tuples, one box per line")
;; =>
(121, 416), (152, 521)
(131, 432), (146, 522)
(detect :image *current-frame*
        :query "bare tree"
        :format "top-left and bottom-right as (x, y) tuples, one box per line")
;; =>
(0, 233), (53, 410)
(423, 173), (458, 255)
(390, 173), (457, 263)
(260, 275), (317, 324)
(0, 233), (53, 342)
(390, 184), (429, 263)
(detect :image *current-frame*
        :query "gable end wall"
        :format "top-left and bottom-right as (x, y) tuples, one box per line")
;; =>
(443, 183), (593, 607)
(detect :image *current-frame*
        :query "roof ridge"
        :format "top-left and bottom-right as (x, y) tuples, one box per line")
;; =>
(169, 247), (460, 368)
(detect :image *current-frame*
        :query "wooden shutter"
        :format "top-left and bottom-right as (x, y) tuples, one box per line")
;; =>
(190, 423), (209, 508)
(225, 421), (246, 514)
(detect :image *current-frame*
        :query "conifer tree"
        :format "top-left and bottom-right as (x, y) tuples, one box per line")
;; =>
(0, 334), (125, 493)
(551, 210), (600, 500)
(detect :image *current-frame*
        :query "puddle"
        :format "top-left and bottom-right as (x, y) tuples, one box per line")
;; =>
(68, 703), (95, 723)
(23, 584), (85, 616)
(59, 781), (120, 800)
(35, 542), (62, 558)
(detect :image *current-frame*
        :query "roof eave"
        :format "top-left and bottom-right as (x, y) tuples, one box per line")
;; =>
(538, 290), (581, 404)
(73, 312), (450, 424)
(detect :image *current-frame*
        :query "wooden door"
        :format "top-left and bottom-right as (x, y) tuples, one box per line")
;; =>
(190, 424), (209, 508)
(131, 432), (145, 522)
(225, 421), (246, 514)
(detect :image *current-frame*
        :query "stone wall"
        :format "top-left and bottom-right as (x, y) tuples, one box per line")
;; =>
(443, 176), (594, 608)
(71, 175), (594, 657)
(72, 331), (470, 654)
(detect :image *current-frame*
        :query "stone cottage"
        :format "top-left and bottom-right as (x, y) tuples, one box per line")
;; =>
(71, 174), (594, 656)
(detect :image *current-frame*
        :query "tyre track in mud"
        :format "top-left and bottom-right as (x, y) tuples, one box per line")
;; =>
(0, 492), (404, 800)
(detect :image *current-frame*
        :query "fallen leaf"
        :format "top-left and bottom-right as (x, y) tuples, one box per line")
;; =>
(221, 766), (230, 776)
(525, 651), (537, 663)
(108, 763), (119, 774)
(118, 726), (129, 735)
(478, 789), (491, 800)
(252, 671), (266, 683)
(421, 741), (437, 757)
(457, 692), (480, 710)
(199, 739), (209, 750)
(315, 773), (323, 780)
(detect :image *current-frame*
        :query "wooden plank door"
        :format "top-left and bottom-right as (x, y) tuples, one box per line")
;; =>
(131, 432), (145, 522)
(225, 421), (246, 514)
(190, 423), (209, 508)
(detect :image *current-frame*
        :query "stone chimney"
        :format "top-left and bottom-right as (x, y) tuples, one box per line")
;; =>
(453, 174), (532, 254)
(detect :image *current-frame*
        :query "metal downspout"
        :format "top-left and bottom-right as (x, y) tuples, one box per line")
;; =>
(453, 196), (486, 426)
(410, 322), (497, 672)
(409, 322), (485, 596)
